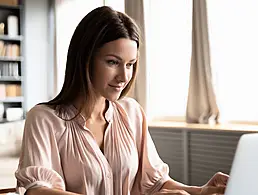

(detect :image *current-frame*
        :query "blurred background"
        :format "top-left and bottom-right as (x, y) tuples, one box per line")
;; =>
(0, 0), (258, 191)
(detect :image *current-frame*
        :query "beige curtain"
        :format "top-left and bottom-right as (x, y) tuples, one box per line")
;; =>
(186, 0), (219, 124)
(125, 0), (147, 111)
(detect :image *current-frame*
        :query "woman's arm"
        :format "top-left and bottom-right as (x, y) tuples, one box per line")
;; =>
(160, 179), (201, 195)
(26, 187), (83, 195)
(160, 172), (228, 195)
(15, 106), (66, 193)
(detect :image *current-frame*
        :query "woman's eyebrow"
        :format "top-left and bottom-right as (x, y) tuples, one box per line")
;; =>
(105, 54), (137, 62)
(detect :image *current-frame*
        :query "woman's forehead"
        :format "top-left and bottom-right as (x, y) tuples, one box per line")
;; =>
(97, 38), (138, 60)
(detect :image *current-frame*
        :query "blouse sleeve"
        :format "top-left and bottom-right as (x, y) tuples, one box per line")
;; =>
(15, 105), (65, 193)
(119, 98), (171, 195)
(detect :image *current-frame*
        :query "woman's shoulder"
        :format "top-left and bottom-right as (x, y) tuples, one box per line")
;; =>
(25, 104), (67, 137)
(27, 104), (57, 119)
(116, 97), (144, 124)
(25, 104), (66, 128)
(117, 97), (141, 111)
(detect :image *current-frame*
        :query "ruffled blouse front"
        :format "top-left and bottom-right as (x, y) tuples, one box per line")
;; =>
(15, 97), (170, 195)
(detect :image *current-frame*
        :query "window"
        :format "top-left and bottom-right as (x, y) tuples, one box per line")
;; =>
(207, 1), (258, 123)
(145, 0), (192, 121)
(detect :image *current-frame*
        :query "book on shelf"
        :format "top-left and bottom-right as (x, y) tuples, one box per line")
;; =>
(0, 84), (21, 98)
(0, 62), (19, 77)
(0, 40), (20, 57)
(6, 84), (21, 97)
(0, 84), (5, 99)
(0, 0), (18, 6)
(0, 41), (3, 55)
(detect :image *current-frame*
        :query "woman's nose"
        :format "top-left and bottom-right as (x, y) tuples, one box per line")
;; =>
(116, 66), (127, 82)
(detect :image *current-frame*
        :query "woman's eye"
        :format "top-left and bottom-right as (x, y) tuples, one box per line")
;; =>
(126, 63), (134, 68)
(107, 60), (119, 65)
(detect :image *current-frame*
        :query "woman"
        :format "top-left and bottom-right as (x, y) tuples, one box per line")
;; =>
(15, 6), (228, 195)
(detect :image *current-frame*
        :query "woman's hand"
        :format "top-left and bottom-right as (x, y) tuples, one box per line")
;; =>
(200, 172), (229, 195)
(154, 189), (190, 195)
(156, 171), (229, 195)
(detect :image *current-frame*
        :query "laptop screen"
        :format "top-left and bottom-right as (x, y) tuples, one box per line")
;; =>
(225, 133), (258, 195)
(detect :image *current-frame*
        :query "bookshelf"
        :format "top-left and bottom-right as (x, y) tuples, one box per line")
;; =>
(0, 0), (25, 123)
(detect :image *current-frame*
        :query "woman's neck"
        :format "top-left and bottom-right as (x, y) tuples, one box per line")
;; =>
(90, 98), (108, 121)
(74, 96), (108, 122)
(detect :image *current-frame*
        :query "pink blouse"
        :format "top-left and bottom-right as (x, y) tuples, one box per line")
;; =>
(15, 97), (170, 195)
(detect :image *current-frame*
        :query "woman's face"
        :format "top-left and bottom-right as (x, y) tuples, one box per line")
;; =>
(92, 38), (138, 101)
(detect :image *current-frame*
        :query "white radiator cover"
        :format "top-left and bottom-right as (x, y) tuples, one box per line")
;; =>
(149, 127), (250, 185)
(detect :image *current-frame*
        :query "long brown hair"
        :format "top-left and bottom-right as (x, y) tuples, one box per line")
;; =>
(45, 6), (140, 119)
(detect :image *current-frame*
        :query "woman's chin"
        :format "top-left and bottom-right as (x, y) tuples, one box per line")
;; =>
(105, 94), (121, 102)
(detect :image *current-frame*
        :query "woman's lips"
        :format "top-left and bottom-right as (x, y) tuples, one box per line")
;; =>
(109, 85), (123, 91)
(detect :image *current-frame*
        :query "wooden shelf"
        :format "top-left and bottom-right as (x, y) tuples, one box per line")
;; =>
(0, 56), (23, 62)
(0, 76), (22, 81)
(0, 4), (22, 10)
(0, 96), (23, 103)
(0, 35), (23, 41)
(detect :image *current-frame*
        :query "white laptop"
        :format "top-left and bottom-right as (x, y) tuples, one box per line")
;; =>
(225, 133), (258, 195)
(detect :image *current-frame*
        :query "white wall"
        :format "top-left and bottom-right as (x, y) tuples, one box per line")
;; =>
(55, 0), (103, 95)
(24, 0), (50, 111)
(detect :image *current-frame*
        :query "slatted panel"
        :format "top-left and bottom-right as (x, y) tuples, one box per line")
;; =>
(188, 131), (245, 186)
(149, 127), (184, 182)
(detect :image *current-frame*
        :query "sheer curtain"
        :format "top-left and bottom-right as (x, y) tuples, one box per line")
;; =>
(186, 0), (219, 124)
(125, 0), (147, 111)
(145, 0), (192, 121)
(207, 0), (258, 123)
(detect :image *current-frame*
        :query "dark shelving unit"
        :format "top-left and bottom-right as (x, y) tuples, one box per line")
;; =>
(0, 1), (25, 123)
